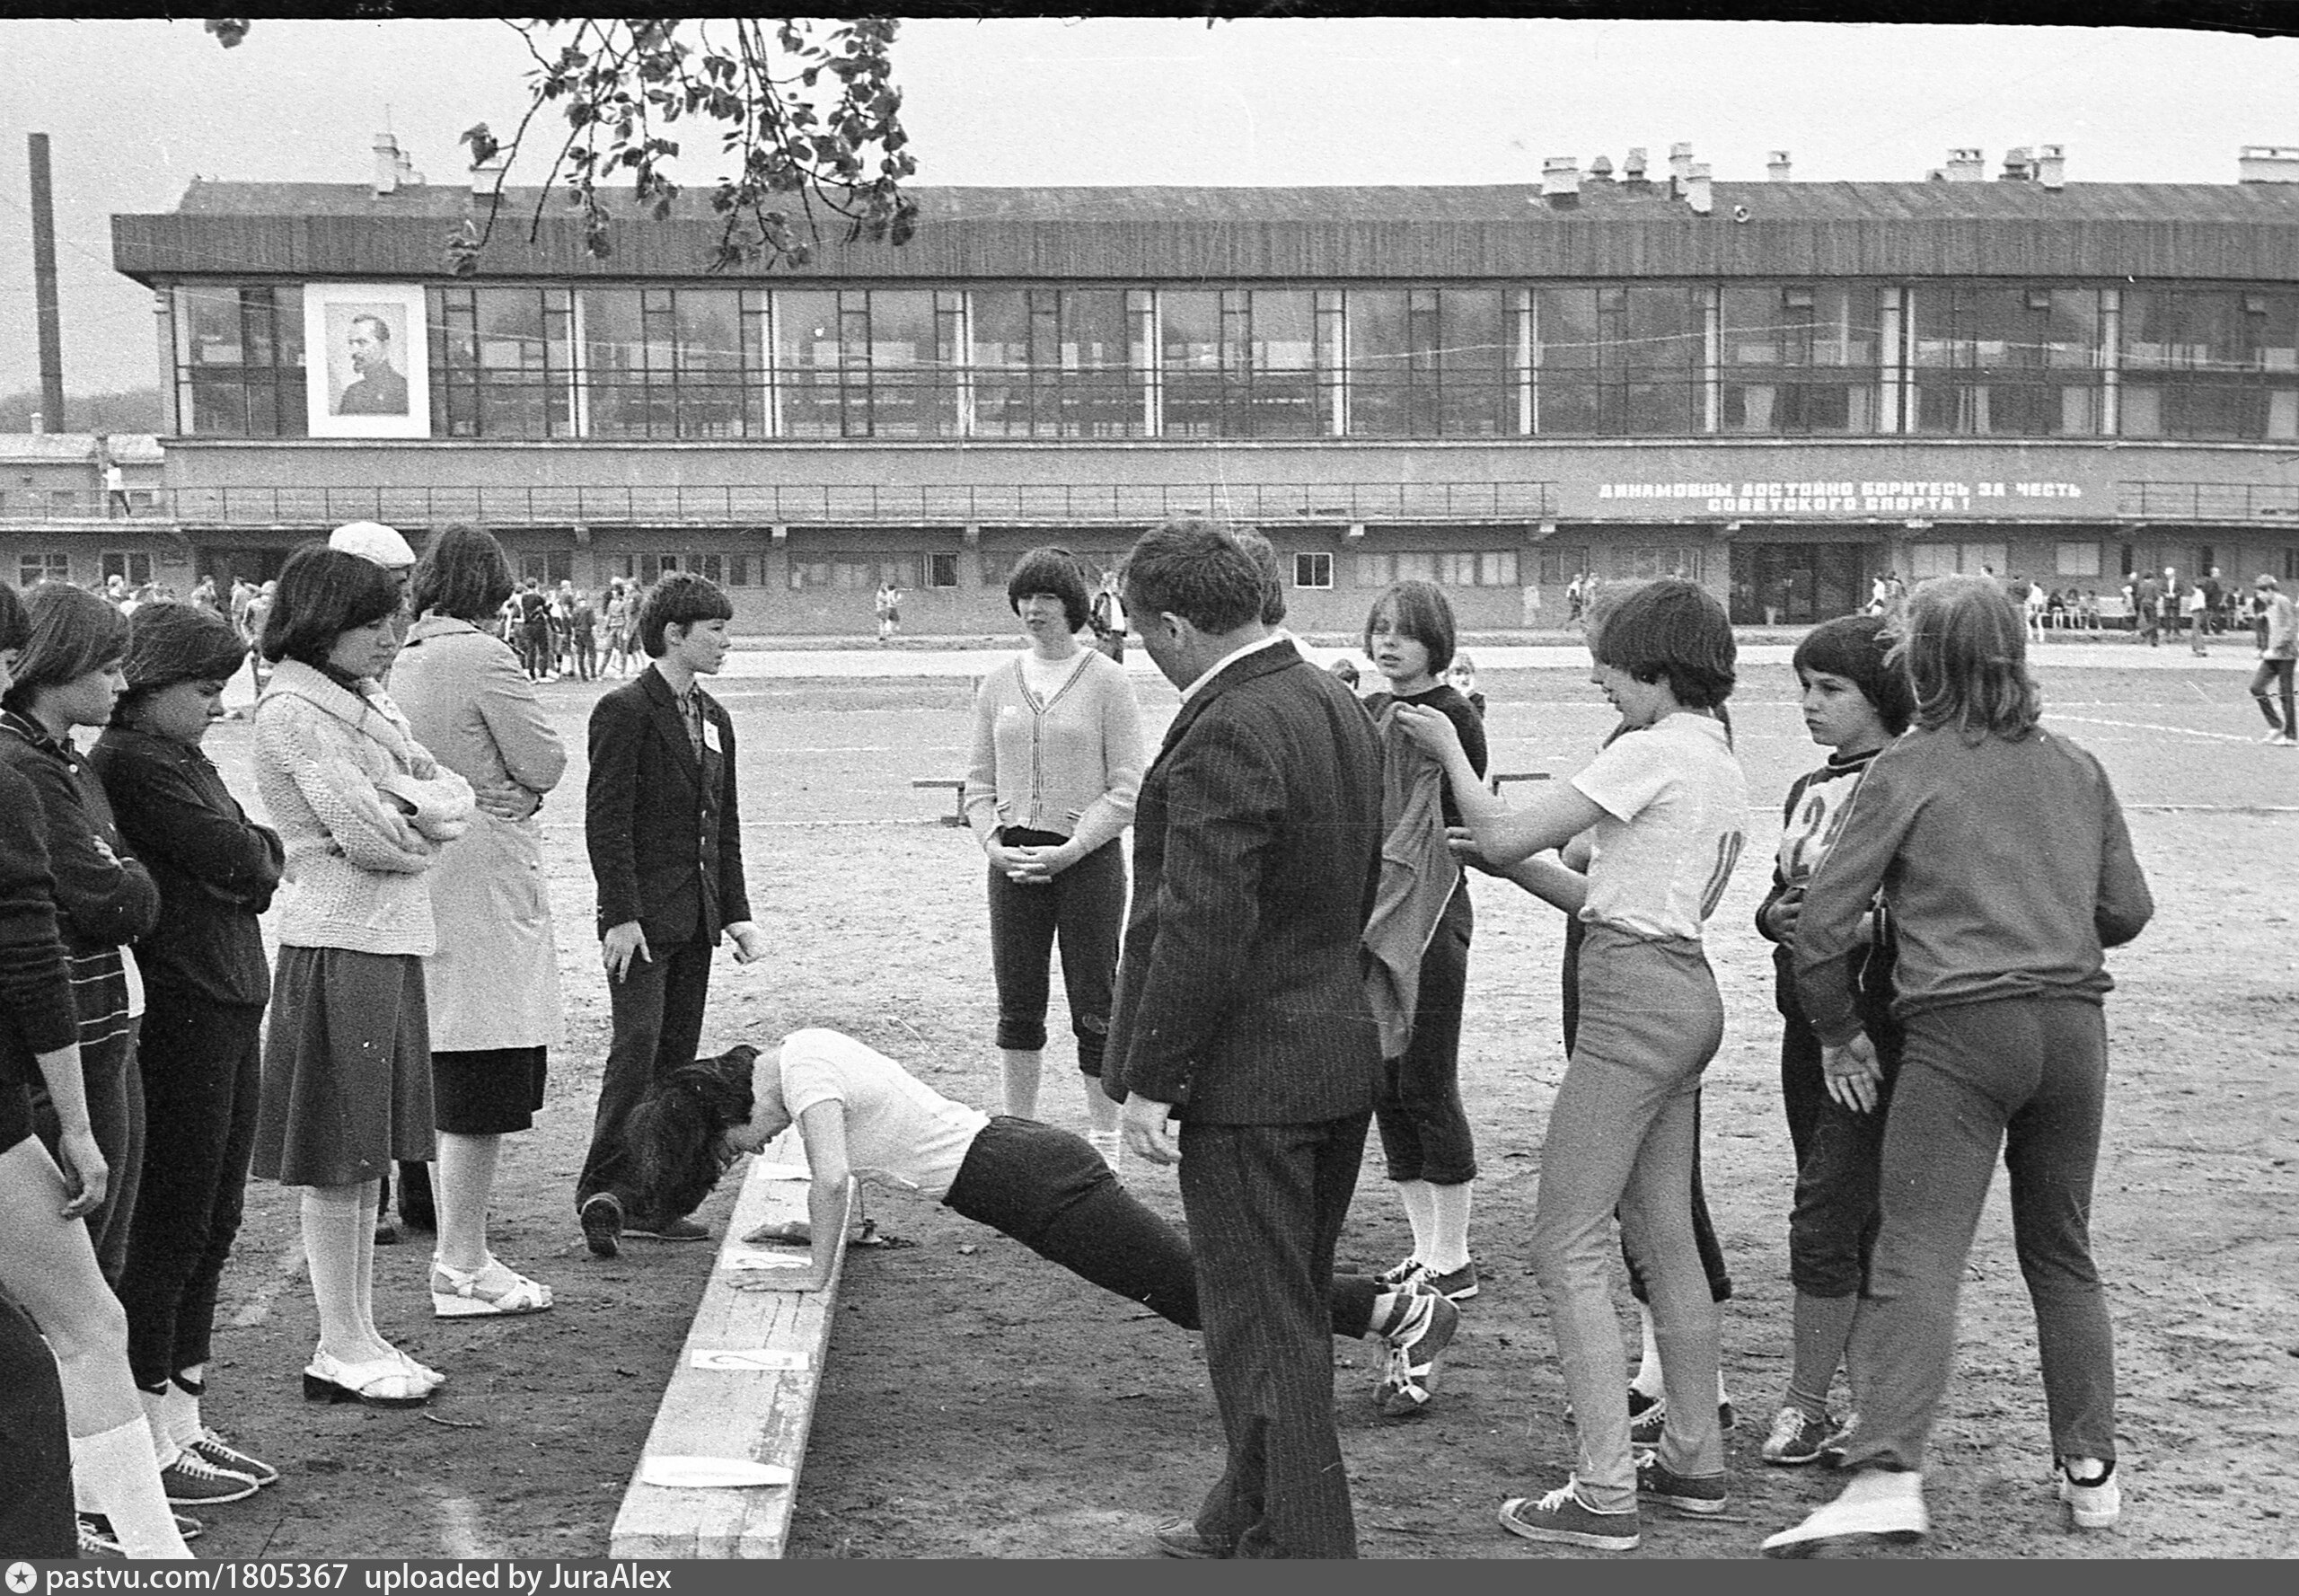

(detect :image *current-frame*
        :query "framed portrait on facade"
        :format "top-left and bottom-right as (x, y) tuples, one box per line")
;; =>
(304, 283), (429, 438)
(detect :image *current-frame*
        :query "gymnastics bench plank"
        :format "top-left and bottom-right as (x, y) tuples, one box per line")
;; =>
(607, 1139), (844, 1560)
(1490, 770), (1551, 792)
(911, 776), (968, 826)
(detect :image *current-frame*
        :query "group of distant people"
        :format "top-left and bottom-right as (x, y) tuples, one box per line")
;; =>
(0, 513), (2183, 1562)
(492, 578), (636, 683)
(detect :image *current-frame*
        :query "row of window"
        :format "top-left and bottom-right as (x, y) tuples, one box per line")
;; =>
(172, 281), (2299, 444)
(27, 544), (2299, 600)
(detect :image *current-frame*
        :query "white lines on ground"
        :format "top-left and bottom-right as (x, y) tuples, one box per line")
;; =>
(227, 1239), (308, 1328)
(436, 1495), (506, 1559)
(2050, 715), (2267, 745)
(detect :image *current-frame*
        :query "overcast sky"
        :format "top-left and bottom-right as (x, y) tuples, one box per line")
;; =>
(4, 15), (2295, 399)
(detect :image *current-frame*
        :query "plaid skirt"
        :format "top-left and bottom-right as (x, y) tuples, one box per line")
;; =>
(252, 946), (436, 1188)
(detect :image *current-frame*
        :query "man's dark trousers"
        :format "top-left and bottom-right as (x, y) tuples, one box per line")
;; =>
(574, 939), (713, 1219)
(1184, 1108), (1371, 1560)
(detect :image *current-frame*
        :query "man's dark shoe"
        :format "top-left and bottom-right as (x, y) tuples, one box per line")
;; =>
(624, 1213), (709, 1243)
(1150, 1517), (1229, 1558)
(580, 1193), (623, 1259)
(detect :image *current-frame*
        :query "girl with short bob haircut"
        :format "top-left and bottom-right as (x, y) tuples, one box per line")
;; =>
(250, 543), (474, 1411)
(1764, 574), (2153, 1554)
(0, 584), (160, 1291)
(1357, 579), (1484, 1371)
(964, 546), (1142, 1163)
(1396, 576), (1748, 1549)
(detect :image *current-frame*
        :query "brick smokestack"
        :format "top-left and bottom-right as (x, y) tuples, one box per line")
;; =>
(29, 134), (66, 431)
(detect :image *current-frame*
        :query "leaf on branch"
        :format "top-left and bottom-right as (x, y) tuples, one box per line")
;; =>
(441, 15), (914, 278)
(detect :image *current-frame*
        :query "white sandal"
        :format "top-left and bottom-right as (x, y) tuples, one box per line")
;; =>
(431, 1254), (554, 1318)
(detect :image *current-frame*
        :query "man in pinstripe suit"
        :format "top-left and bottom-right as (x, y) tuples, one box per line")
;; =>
(1105, 519), (1387, 1559)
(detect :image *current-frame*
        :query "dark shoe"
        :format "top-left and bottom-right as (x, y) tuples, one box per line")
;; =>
(580, 1193), (623, 1259)
(1374, 1285), (1460, 1418)
(1150, 1517), (1229, 1558)
(374, 1218), (402, 1246)
(1498, 1481), (1641, 1551)
(1761, 1405), (1837, 1467)
(1628, 1392), (1737, 1447)
(623, 1213), (709, 1243)
(162, 1449), (260, 1505)
(1423, 1260), (1480, 1301)
(190, 1429), (278, 1486)
(1634, 1450), (1729, 1514)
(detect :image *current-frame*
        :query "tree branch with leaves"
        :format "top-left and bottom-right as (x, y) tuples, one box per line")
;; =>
(207, 16), (917, 277)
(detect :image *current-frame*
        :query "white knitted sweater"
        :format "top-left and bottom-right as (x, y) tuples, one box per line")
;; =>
(253, 658), (474, 956)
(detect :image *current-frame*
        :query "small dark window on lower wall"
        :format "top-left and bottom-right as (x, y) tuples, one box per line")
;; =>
(928, 552), (959, 588)
(1294, 551), (1333, 589)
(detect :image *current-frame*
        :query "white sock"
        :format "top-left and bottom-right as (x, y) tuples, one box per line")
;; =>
(1424, 1180), (1473, 1274)
(1086, 1130), (1122, 1174)
(1630, 1301), (1666, 1400)
(1395, 1179), (1436, 1262)
(163, 1375), (204, 1451)
(136, 1387), (180, 1468)
(71, 1418), (192, 1558)
(1370, 1290), (1407, 1339)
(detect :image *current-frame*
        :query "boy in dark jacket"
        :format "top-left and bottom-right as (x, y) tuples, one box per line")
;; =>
(575, 574), (762, 1257)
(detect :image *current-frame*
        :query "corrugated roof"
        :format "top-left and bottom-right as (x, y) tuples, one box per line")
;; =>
(119, 178), (2299, 286)
(169, 177), (2299, 226)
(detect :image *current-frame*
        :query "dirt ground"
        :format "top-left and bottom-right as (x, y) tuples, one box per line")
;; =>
(169, 652), (2295, 1560)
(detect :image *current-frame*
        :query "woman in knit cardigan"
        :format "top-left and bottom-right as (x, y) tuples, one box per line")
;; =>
(0, 581), (189, 1558)
(960, 546), (1144, 1168)
(250, 546), (473, 1410)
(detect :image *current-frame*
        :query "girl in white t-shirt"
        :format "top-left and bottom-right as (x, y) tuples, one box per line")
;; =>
(619, 1028), (1465, 1415)
(1396, 576), (1748, 1551)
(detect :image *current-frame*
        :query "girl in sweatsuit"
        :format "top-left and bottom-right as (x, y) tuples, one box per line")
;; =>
(1764, 574), (2153, 1556)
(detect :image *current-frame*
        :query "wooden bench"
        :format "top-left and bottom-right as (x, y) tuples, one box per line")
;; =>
(607, 1140), (848, 1559)
(912, 776), (968, 827)
(1491, 771), (1551, 793)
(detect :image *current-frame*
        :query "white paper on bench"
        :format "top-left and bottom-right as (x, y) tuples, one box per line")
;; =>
(639, 1457), (796, 1490)
(691, 1348), (813, 1371)
(722, 1251), (811, 1271)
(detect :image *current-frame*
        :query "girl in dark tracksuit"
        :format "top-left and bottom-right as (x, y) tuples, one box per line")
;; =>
(1765, 576), (2153, 1556)
(93, 602), (285, 1495)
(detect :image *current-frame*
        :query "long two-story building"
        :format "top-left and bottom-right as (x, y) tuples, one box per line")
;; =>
(45, 138), (2299, 632)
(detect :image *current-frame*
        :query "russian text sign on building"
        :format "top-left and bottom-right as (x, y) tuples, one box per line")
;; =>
(1594, 480), (2087, 516)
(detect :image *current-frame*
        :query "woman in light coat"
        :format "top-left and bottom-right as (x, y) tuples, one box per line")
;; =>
(389, 526), (566, 1318)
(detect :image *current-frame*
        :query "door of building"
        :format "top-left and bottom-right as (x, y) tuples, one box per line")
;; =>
(1731, 542), (1869, 627)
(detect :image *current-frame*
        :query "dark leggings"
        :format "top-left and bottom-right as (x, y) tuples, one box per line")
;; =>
(941, 1115), (1380, 1339)
(117, 993), (262, 1389)
(2250, 657), (2296, 734)
(0, 1288), (73, 1556)
(986, 829), (1123, 1074)
(1374, 881), (1477, 1185)
(1562, 918), (1731, 1305)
